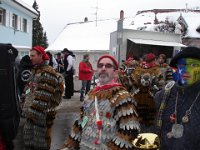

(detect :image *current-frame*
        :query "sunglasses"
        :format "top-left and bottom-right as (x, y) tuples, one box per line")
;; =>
(97, 63), (113, 68)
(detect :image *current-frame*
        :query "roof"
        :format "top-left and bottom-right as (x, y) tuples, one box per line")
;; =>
(2, 0), (38, 17)
(129, 38), (186, 47)
(47, 18), (133, 51)
(130, 9), (200, 38)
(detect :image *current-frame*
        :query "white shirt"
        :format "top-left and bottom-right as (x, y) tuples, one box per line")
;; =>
(67, 55), (74, 71)
(52, 56), (58, 70)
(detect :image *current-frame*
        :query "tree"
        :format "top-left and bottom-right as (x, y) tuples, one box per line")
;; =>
(41, 32), (49, 48)
(32, 0), (49, 48)
(154, 17), (175, 33)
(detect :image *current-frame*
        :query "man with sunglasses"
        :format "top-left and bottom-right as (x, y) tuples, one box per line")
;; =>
(60, 54), (140, 150)
(155, 47), (200, 149)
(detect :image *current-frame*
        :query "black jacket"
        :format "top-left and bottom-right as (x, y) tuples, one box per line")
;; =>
(155, 82), (200, 150)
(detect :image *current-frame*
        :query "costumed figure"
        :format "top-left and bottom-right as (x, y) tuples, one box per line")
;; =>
(130, 66), (164, 132)
(60, 55), (140, 150)
(119, 56), (164, 131)
(155, 47), (200, 149)
(23, 46), (64, 150)
(118, 57), (139, 92)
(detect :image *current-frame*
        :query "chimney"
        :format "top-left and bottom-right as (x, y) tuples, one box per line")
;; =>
(84, 17), (88, 22)
(120, 10), (124, 20)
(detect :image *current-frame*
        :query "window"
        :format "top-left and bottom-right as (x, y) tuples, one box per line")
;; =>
(0, 8), (6, 25)
(22, 18), (27, 32)
(12, 13), (18, 29)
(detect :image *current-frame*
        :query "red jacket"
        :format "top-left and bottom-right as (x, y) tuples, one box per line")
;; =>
(79, 61), (94, 80)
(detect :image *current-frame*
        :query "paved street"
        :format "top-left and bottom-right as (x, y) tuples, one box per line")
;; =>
(14, 93), (81, 150)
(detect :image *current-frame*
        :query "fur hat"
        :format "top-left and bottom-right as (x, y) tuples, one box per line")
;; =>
(97, 54), (118, 69)
(170, 47), (200, 68)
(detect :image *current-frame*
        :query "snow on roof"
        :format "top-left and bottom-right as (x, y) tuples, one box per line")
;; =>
(14, 0), (38, 16)
(130, 10), (200, 38)
(47, 18), (133, 51)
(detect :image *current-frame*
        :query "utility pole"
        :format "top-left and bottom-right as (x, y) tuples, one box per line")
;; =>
(91, 0), (99, 26)
(117, 10), (124, 65)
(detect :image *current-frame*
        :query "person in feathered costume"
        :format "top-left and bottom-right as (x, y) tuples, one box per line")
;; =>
(130, 66), (164, 132)
(23, 46), (64, 150)
(60, 55), (140, 150)
(119, 55), (164, 132)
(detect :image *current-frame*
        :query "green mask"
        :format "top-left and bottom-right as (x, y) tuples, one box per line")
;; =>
(176, 58), (200, 86)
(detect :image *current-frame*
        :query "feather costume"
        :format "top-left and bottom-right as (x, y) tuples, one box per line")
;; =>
(130, 66), (164, 128)
(64, 83), (140, 150)
(23, 63), (64, 149)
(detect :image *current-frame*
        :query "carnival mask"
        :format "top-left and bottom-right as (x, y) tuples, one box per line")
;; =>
(174, 58), (200, 86)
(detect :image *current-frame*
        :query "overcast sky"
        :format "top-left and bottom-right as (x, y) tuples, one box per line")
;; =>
(25, 0), (200, 45)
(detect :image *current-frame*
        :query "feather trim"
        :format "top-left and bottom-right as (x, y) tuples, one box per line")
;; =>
(64, 136), (80, 149)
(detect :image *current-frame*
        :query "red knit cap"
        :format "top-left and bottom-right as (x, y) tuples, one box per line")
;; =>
(146, 53), (155, 62)
(97, 54), (118, 69)
(32, 45), (49, 60)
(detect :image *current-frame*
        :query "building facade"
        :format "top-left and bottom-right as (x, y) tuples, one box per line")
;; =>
(0, 0), (38, 58)
(131, 9), (200, 48)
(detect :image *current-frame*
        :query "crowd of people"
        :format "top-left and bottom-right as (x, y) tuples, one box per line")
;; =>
(0, 44), (200, 150)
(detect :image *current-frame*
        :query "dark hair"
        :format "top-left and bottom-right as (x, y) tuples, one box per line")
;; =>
(46, 51), (52, 58)
(20, 55), (32, 67)
(159, 54), (166, 60)
(83, 54), (89, 59)
(56, 52), (61, 56)
(62, 48), (70, 53)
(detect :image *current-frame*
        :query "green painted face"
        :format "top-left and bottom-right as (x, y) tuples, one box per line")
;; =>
(186, 58), (200, 85)
(176, 58), (200, 86)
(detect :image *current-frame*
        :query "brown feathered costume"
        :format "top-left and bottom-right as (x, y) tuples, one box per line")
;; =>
(23, 63), (64, 149)
(130, 66), (164, 128)
(63, 83), (140, 150)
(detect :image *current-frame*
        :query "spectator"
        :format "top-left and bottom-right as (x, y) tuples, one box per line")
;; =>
(56, 52), (64, 73)
(61, 48), (74, 99)
(46, 51), (58, 70)
(79, 54), (94, 101)
(17, 55), (32, 96)
(144, 53), (157, 68)
(157, 54), (173, 84)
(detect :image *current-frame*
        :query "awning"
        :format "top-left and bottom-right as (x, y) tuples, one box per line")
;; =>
(129, 38), (187, 47)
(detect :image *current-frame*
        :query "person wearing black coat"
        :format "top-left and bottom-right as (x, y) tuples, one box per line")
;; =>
(155, 47), (200, 150)
(17, 55), (33, 96)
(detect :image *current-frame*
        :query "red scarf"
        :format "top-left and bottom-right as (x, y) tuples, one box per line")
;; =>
(93, 83), (123, 93)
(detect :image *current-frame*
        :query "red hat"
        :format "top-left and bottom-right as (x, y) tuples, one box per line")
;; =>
(97, 54), (118, 69)
(32, 45), (49, 60)
(146, 53), (155, 62)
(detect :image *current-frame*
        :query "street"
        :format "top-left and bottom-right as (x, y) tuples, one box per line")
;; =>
(14, 93), (81, 150)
